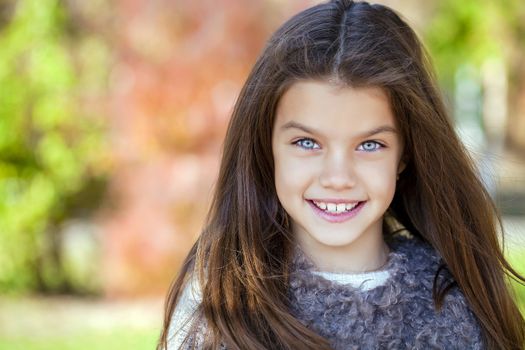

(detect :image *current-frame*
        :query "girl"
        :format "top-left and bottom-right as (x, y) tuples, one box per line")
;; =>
(158, 1), (525, 349)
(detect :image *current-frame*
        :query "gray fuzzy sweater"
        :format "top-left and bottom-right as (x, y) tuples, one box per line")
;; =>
(168, 235), (485, 349)
(288, 235), (484, 349)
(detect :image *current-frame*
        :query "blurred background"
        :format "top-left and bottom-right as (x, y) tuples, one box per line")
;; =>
(0, 0), (524, 349)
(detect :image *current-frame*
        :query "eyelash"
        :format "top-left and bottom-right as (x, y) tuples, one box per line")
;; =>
(358, 140), (385, 152)
(293, 138), (321, 150)
(292, 138), (385, 152)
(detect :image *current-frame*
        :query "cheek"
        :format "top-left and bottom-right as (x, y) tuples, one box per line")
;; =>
(274, 153), (315, 196)
(358, 161), (397, 196)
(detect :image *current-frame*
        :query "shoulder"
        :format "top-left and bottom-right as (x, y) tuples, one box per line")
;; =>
(409, 291), (484, 349)
(388, 235), (485, 348)
(166, 276), (203, 350)
(436, 287), (483, 349)
(384, 234), (442, 290)
(388, 234), (441, 264)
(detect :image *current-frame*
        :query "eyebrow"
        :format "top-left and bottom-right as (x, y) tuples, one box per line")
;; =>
(279, 121), (398, 138)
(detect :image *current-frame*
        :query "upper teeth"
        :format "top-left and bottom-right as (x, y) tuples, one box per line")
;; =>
(313, 201), (359, 213)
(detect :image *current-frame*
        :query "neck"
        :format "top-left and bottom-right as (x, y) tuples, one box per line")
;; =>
(296, 224), (390, 274)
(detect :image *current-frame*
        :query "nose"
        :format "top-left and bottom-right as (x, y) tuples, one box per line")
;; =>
(319, 150), (357, 190)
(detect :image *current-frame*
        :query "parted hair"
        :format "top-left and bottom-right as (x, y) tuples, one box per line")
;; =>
(158, 1), (525, 349)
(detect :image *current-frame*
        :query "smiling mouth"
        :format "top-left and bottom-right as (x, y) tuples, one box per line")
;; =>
(307, 199), (365, 215)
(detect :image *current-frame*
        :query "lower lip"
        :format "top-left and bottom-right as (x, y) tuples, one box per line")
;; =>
(307, 200), (366, 223)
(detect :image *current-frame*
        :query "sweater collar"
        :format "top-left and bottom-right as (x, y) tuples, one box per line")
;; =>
(288, 234), (442, 295)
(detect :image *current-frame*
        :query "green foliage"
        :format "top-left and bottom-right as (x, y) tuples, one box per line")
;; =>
(507, 248), (525, 315)
(423, 0), (523, 86)
(0, 0), (110, 293)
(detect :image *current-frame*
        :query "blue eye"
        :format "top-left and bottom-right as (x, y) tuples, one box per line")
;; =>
(358, 141), (384, 152)
(293, 138), (320, 150)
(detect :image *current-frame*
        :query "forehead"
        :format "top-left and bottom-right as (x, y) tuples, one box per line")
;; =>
(273, 80), (397, 138)
(273, 80), (396, 138)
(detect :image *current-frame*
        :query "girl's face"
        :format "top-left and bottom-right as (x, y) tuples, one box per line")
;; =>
(272, 80), (406, 272)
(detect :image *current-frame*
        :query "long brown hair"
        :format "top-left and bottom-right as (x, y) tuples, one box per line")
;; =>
(158, 1), (525, 349)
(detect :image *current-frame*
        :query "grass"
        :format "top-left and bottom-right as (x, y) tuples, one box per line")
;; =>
(0, 296), (163, 350)
(0, 328), (159, 350)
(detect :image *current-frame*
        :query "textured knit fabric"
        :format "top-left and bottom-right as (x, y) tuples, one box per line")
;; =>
(167, 268), (391, 349)
(288, 235), (484, 349)
(168, 234), (485, 349)
(167, 262), (392, 349)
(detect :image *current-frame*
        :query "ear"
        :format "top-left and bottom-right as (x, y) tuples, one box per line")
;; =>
(397, 154), (408, 175)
